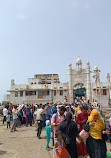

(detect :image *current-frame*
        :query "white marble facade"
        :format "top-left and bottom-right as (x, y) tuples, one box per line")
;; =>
(4, 57), (111, 107)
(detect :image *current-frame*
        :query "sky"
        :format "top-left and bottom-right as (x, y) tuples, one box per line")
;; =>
(0, 0), (111, 102)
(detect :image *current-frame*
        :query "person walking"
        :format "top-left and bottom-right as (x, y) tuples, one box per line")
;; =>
(83, 109), (110, 158)
(77, 106), (90, 132)
(36, 105), (45, 139)
(51, 106), (66, 157)
(46, 120), (51, 151)
(10, 105), (18, 132)
(6, 111), (11, 128)
(3, 106), (8, 124)
(51, 106), (65, 135)
(18, 106), (23, 126)
(26, 104), (32, 127)
(52, 104), (57, 115)
(74, 103), (80, 121)
(45, 103), (52, 121)
(58, 112), (78, 158)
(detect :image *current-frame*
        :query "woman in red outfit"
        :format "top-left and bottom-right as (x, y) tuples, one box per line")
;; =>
(76, 106), (90, 158)
(77, 106), (90, 132)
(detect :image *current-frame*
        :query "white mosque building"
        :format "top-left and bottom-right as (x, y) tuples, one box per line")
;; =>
(4, 57), (111, 107)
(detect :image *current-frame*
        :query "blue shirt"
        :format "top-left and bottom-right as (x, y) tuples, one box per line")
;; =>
(46, 106), (52, 115)
(26, 106), (31, 115)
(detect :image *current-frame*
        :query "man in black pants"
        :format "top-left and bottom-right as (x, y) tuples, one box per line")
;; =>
(36, 105), (45, 139)
(26, 104), (32, 127)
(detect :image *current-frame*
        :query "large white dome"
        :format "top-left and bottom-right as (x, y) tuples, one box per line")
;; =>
(76, 57), (82, 65)
(94, 66), (98, 71)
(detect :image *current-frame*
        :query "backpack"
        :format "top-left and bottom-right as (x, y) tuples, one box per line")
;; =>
(18, 109), (23, 117)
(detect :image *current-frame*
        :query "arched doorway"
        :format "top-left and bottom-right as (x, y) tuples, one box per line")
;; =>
(73, 83), (86, 101)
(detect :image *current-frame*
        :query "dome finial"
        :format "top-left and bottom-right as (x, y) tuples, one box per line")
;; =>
(87, 61), (90, 65)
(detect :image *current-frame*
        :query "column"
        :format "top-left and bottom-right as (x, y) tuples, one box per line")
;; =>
(68, 62), (73, 103)
(86, 61), (91, 102)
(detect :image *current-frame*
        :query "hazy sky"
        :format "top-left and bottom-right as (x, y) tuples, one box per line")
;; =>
(0, 0), (111, 102)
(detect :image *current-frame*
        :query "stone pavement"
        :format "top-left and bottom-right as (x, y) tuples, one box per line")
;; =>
(0, 120), (53, 158)
(0, 117), (111, 158)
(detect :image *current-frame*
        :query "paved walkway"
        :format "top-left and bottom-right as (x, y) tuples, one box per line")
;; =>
(0, 118), (111, 158)
(0, 120), (53, 158)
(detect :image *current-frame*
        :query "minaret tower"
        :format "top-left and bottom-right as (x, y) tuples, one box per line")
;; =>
(68, 62), (73, 103)
(107, 73), (110, 83)
(86, 61), (91, 102)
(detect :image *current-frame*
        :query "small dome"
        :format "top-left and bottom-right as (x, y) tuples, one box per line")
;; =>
(76, 57), (82, 65)
(94, 66), (98, 71)
(69, 62), (72, 67)
(87, 61), (90, 65)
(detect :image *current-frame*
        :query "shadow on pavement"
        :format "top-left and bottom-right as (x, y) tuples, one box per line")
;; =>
(0, 150), (7, 155)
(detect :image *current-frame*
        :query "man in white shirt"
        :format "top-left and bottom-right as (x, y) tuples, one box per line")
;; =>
(3, 107), (8, 124)
(36, 105), (45, 139)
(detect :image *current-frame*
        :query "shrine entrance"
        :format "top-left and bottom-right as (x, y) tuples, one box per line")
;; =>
(73, 83), (86, 100)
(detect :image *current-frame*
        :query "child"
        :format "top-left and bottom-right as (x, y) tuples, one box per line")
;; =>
(76, 135), (88, 158)
(6, 111), (11, 128)
(54, 130), (70, 158)
(46, 120), (51, 151)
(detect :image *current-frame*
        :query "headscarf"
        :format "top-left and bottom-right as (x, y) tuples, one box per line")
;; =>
(87, 109), (105, 139)
(46, 120), (50, 126)
(65, 112), (72, 126)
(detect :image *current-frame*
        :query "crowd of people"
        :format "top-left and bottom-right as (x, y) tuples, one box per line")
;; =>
(2, 98), (111, 158)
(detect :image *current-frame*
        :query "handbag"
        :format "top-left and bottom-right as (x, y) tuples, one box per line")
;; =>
(79, 130), (87, 140)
